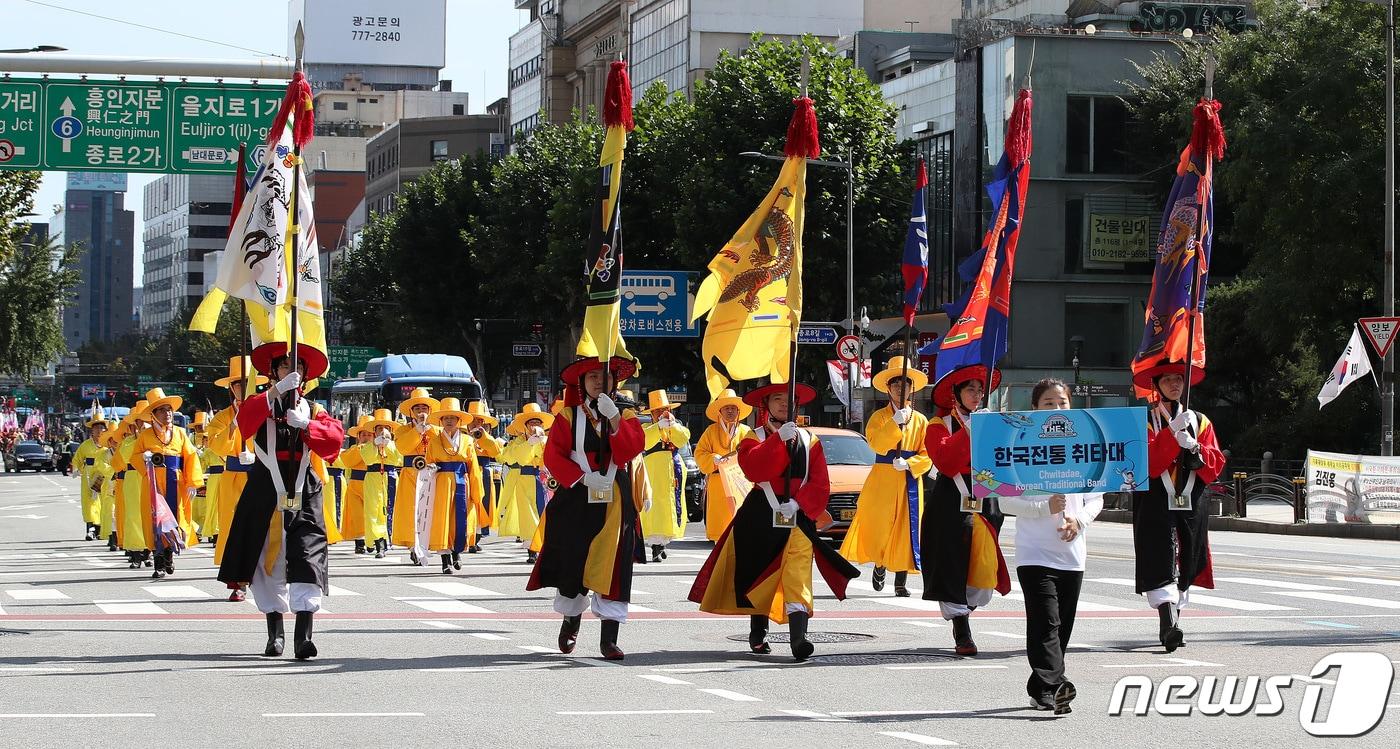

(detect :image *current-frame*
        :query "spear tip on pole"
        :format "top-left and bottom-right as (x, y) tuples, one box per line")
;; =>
(294, 21), (305, 72)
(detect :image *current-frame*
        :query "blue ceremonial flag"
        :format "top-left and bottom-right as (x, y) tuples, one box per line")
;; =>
(900, 160), (929, 326)
(931, 89), (1033, 385)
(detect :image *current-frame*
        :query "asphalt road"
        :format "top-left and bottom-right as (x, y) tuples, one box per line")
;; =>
(1, 471), (1397, 748)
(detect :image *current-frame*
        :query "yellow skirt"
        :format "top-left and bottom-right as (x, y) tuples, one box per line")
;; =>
(697, 529), (814, 624)
(341, 481), (365, 540)
(119, 475), (149, 551)
(839, 475), (922, 573)
(214, 469), (250, 564)
(80, 485), (101, 524)
(98, 484), (117, 538)
(390, 465), (421, 548)
(362, 476), (390, 543)
(497, 470), (539, 540)
(703, 475), (736, 542)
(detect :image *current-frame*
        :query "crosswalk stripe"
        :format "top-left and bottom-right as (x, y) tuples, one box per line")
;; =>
(326, 585), (362, 597)
(141, 585), (212, 599)
(1329, 576), (1400, 588)
(1088, 577), (1296, 611)
(1272, 591), (1400, 609)
(1214, 576), (1345, 592)
(394, 597), (494, 614)
(865, 597), (944, 612)
(421, 621), (463, 629)
(410, 581), (504, 598)
(5, 588), (69, 600)
(1004, 591), (1131, 612)
(467, 632), (510, 641)
(93, 600), (167, 614)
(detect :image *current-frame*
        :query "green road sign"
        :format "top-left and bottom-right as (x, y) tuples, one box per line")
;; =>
(328, 346), (385, 381)
(0, 81), (43, 168)
(0, 77), (278, 175)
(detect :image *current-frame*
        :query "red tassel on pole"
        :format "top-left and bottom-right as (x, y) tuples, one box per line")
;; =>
(1190, 98), (1226, 162)
(915, 158), (928, 190)
(1004, 89), (1034, 166)
(784, 96), (820, 159)
(603, 60), (635, 131)
(268, 70), (315, 150)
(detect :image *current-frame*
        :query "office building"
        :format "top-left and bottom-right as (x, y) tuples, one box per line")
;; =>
(61, 174), (135, 347)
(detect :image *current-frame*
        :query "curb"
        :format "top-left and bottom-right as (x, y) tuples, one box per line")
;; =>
(1095, 509), (1400, 542)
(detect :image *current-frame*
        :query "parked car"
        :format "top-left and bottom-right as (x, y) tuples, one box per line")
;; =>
(14, 440), (57, 472)
(809, 426), (875, 541)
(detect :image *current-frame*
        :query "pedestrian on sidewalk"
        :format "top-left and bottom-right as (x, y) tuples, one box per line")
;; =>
(1131, 362), (1225, 653)
(1000, 378), (1103, 715)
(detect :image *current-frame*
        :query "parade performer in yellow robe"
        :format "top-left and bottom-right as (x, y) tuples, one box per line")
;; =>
(392, 387), (440, 564)
(358, 408), (402, 558)
(840, 357), (932, 597)
(694, 389), (754, 542)
(498, 403), (552, 562)
(340, 416), (372, 553)
(189, 411), (214, 542)
(640, 389), (691, 561)
(96, 428), (119, 550)
(114, 402), (151, 569)
(423, 398), (486, 574)
(132, 388), (205, 579)
(207, 356), (268, 578)
(465, 400), (502, 553)
(72, 415), (111, 541)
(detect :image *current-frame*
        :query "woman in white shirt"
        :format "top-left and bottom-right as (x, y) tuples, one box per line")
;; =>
(1000, 379), (1103, 716)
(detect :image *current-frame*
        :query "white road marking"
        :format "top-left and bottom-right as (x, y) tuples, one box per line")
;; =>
(326, 585), (361, 597)
(421, 621), (464, 630)
(979, 631), (1023, 640)
(93, 600), (167, 615)
(409, 581), (504, 597)
(516, 645), (559, 654)
(556, 710), (714, 715)
(0, 667), (74, 672)
(1101, 657), (1223, 669)
(4, 588), (69, 601)
(467, 632), (510, 641)
(885, 664), (1009, 671)
(394, 597), (494, 614)
(903, 620), (944, 628)
(638, 674), (692, 685)
(0, 713), (154, 719)
(1214, 576), (1344, 592)
(880, 731), (959, 746)
(1329, 576), (1400, 588)
(864, 597), (944, 612)
(1089, 578), (1296, 610)
(698, 688), (762, 702)
(627, 605), (660, 613)
(263, 712), (426, 718)
(1272, 591), (1400, 609)
(141, 585), (211, 599)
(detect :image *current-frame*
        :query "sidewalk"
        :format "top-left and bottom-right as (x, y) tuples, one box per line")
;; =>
(1096, 501), (1400, 541)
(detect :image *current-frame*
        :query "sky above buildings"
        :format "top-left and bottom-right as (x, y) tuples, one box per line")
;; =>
(12, 0), (527, 277)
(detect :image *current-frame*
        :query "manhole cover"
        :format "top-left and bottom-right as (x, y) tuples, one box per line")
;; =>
(725, 632), (875, 644)
(808, 652), (957, 665)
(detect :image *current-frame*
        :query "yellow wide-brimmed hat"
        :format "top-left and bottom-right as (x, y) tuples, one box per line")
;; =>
(645, 389), (678, 414)
(398, 387), (439, 417)
(214, 355), (270, 389)
(129, 399), (152, 423)
(365, 408), (397, 432)
(85, 414), (110, 429)
(352, 415), (374, 438)
(512, 402), (554, 432)
(465, 400), (498, 428)
(190, 411), (209, 430)
(872, 356), (929, 394)
(143, 387), (182, 414)
(430, 397), (471, 425)
(705, 388), (752, 422)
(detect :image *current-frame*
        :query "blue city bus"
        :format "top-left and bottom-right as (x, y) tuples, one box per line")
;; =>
(329, 354), (482, 427)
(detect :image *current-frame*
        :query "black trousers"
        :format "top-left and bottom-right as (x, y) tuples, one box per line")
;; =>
(1017, 565), (1083, 695)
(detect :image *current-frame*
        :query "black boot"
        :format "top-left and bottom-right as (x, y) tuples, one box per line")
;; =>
(264, 612), (285, 656)
(893, 571), (910, 597)
(651, 544), (664, 563)
(1157, 603), (1184, 653)
(126, 551), (139, 569)
(374, 539), (386, 559)
(142, 550), (153, 567)
(409, 549), (419, 565)
(526, 550), (538, 564)
(293, 611), (317, 660)
(871, 566), (886, 591)
(748, 615), (771, 654)
(952, 615), (977, 656)
(558, 614), (582, 654)
(354, 540), (366, 554)
(788, 611), (814, 661)
(441, 554), (453, 574)
(452, 551), (462, 570)
(467, 543), (480, 554)
(600, 619), (624, 661)
(107, 533), (118, 552)
(84, 523), (95, 541)
(164, 550), (175, 575)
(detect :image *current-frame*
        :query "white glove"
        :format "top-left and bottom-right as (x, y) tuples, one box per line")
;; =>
(414, 420), (429, 434)
(642, 498), (653, 512)
(238, 450), (256, 466)
(187, 486), (198, 499)
(1174, 429), (1199, 451)
(142, 451), (153, 461)
(777, 499), (799, 519)
(285, 399), (311, 429)
(581, 472), (612, 491)
(374, 433), (390, 447)
(892, 407), (912, 426)
(527, 433), (544, 445)
(777, 422), (799, 442)
(1169, 410), (1193, 434)
(657, 415), (675, 429)
(273, 371), (302, 395)
(594, 394), (619, 420)
(892, 457), (909, 472)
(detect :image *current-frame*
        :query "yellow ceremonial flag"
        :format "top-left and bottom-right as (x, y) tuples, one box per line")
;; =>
(577, 62), (634, 367)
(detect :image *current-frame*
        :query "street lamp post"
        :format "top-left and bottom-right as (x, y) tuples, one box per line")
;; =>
(741, 150), (857, 424)
(1386, 0), (1396, 455)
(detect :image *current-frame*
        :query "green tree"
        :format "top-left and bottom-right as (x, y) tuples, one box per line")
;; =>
(0, 170), (83, 379)
(1126, 0), (1386, 458)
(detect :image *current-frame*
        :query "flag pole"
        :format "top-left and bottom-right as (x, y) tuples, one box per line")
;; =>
(232, 142), (251, 388)
(1181, 53), (1215, 412)
(287, 22), (306, 400)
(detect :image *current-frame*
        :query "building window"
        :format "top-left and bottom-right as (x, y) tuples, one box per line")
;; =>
(1066, 95), (1137, 175)
(333, 101), (349, 111)
(1063, 299), (1131, 367)
(452, 103), (465, 116)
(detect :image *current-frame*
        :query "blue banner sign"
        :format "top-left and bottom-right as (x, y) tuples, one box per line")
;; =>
(969, 406), (1148, 497)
